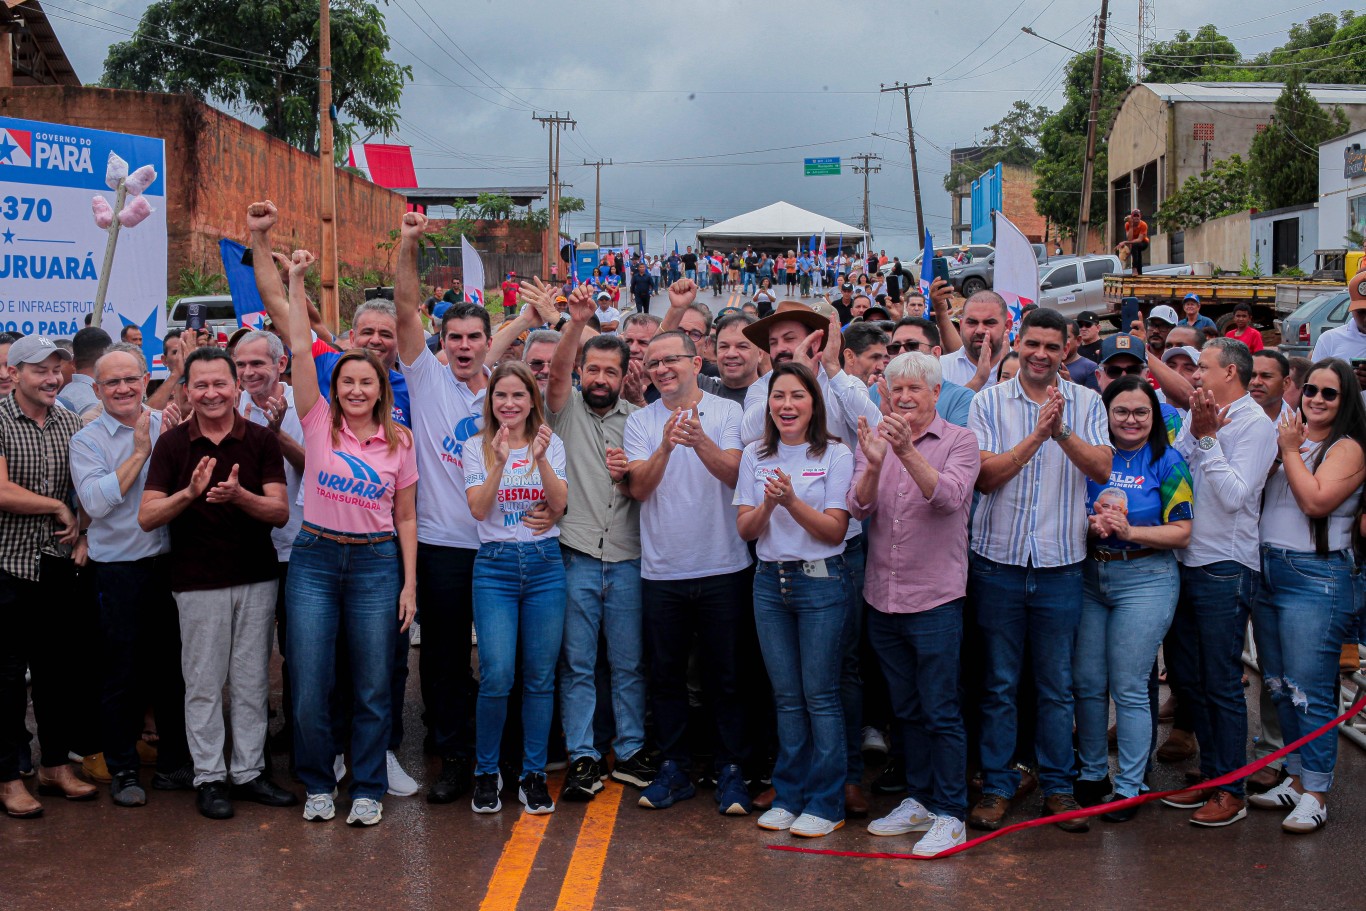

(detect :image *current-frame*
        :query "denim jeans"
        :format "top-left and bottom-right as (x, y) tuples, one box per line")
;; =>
(417, 543), (477, 759)
(685, 269), (696, 284)
(839, 534), (867, 785)
(94, 556), (190, 776)
(753, 557), (850, 821)
(642, 568), (751, 768)
(743, 272), (755, 294)
(970, 555), (1083, 797)
(286, 528), (400, 800)
(559, 547), (646, 762)
(869, 600), (968, 820)
(1167, 561), (1254, 797)
(1074, 553), (1179, 797)
(1252, 546), (1357, 793)
(472, 538), (565, 777)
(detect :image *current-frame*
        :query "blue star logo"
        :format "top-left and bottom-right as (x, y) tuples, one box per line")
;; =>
(118, 308), (164, 372)
(0, 134), (16, 165)
(1, 229), (13, 244)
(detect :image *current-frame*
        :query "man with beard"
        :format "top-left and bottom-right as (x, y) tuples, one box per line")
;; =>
(1144, 304), (1179, 360)
(699, 311), (762, 406)
(841, 323), (891, 387)
(546, 284), (654, 801)
(940, 291), (1012, 392)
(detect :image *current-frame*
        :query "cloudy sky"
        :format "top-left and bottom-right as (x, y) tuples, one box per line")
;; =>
(41, 0), (1339, 257)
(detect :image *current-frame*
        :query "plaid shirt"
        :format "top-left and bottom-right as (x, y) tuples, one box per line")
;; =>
(0, 394), (82, 580)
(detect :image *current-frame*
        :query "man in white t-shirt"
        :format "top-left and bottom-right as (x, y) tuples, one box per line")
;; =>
(594, 291), (622, 333)
(623, 330), (752, 814)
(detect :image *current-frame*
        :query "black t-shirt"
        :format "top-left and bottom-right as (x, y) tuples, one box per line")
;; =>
(681, 253), (698, 270)
(744, 256), (758, 274)
(1078, 340), (1103, 364)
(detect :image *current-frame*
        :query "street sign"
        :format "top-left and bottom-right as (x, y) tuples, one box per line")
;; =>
(804, 156), (840, 176)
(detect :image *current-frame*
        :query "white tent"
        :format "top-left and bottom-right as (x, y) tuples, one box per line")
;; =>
(696, 201), (868, 254)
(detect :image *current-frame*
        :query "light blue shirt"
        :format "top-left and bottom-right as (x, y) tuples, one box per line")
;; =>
(58, 373), (100, 418)
(69, 408), (170, 563)
(869, 378), (975, 428)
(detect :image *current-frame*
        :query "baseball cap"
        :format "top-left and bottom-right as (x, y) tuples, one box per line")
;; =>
(1349, 268), (1366, 312)
(1161, 345), (1200, 365)
(1076, 310), (1099, 325)
(1183, 293), (1201, 304)
(1098, 333), (1148, 365)
(8, 335), (72, 367)
(864, 305), (891, 321)
(595, 290), (612, 301)
(1148, 304), (1179, 326)
(841, 282), (853, 291)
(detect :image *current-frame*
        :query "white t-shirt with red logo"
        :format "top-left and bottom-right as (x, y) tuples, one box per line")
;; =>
(300, 398), (418, 535)
(733, 440), (854, 563)
(462, 433), (567, 544)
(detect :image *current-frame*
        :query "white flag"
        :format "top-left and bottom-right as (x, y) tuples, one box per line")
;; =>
(460, 235), (485, 308)
(993, 213), (1039, 329)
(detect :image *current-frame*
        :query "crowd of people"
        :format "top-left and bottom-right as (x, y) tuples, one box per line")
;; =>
(3, 203), (1364, 857)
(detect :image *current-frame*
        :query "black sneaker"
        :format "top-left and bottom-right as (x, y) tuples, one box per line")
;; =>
(427, 756), (473, 804)
(873, 757), (908, 795)
(231, 775), (298, 807)
(519, 773), (555, 815)
(610, 751), (657, 789)
(110, 770), (146, 808)
(471, 772), (502, 814)
(196, 780), (234, 820)
(152, 764), (195, 791)
(561, 757), (604, 802)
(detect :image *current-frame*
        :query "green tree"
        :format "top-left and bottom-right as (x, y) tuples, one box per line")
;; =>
(1033, 50), (1132, 242)
(1141, 24), (1239, 82)
(557, 196), (586, 215)
(101, 0), (410, 154)
(474, 193), (516, 221)
(942, 101), (1051, 193)
(1248, 76), (1351, 210)
(1153, 155), (1260, 232)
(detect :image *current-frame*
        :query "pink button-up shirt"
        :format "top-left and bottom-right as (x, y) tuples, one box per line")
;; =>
(848, 414), (979, 614)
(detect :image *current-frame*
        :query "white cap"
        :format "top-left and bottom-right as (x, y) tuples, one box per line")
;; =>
(1148, 304), (1180, 325)
(1161, 345), (1200, 364)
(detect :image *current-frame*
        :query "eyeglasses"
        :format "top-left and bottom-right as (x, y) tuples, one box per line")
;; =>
(1111, 407), (1152, 422)
(1078, 320), (1096, 328)
(98, 375), (144, 390)
(886, 340), (926, 356)
(1302, 383), (1341, 403)
(525, 359), (551, 372)
(683, 329), (706, 342)
(644, 354), (692, 372)
(1104, 364), (1145, 379)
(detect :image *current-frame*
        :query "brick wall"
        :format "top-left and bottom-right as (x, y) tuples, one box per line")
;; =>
(1001, 164), (1048, 242)
(0, 85), (407, 286)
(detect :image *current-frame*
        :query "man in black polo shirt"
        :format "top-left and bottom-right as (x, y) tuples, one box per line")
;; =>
(139, 347), (294, 820)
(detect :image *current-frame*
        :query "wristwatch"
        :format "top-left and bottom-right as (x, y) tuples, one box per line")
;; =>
(1053, 423), (1073, 443)
(1198, 435), (1217, 451)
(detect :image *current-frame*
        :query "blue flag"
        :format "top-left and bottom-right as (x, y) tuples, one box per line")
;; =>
(809, 234), (818, 253)
(674, 239), (679, 255)
(218, 238), (267, 329)
(919, 229), (935, 300)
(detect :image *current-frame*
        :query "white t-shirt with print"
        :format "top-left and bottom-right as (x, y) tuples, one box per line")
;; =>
(462, 434), (567, 544)
(733, 440), (854, 563)
(623, 392), (751, 581)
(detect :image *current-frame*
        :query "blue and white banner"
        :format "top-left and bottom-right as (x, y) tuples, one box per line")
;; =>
(0, 117), (167, 371)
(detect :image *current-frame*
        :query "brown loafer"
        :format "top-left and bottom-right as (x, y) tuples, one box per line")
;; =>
(36, 764), (98, 801)
(1156, 729), (1198, 763)
(968, 794), (1009, 831)
(1191, 790), (1246, 827)
(751, 787), (776, 812)
(1160, 782), (1212, 809)
(843, 783), (869, 819)
(0, 779), (43, 818)
(1246, 765), (1284, 794)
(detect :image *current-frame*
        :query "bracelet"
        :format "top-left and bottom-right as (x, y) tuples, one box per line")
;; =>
(1008, 449), (1026, 469)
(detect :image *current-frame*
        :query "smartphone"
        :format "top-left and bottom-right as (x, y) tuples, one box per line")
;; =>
(931, 256), (949, 284)
(1352, 358), (1366, 369)
(185, 302), (205, 332)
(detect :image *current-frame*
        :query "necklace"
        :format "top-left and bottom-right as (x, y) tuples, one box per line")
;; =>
(1115, 446), (1144, 471)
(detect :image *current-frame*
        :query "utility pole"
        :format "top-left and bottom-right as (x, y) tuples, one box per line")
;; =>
(1076, 0), (1109, 255)
(583, 159), (612, 246)
(533, 111), (575, 276)
(556, 180), (573, 238)
(317, 0), (340, 331)
(881, 79), (932, 240)
(849, 152), (882, 241)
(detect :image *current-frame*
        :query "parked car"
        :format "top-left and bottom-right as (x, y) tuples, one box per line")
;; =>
(947, 245), (1052, 297)
(166, 295), (239, 338)
(1278, 290), (1350, 359)
(1040, 258), (1193, 320)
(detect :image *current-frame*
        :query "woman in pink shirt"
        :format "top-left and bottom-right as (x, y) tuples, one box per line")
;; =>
(284, 250), (418, 828)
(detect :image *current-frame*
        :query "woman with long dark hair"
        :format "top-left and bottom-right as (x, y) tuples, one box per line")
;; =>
(1247, 357), (1366, 833)
(1073, 375), (1192, 821)
(463, 361), (568, 816)
(734, 362), (854, 838)
(284, 250), (418, 828)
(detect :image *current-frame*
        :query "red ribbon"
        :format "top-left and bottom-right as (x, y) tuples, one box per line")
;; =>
(769, 693), (1366, 860)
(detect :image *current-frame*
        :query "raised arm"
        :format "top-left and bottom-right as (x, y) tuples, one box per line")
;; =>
(246, 201), (290, 332)
(285, 250), (321, 417)
(548, 283), (595, 415)
(394, 211), (429, 365)
(660, 278), (699, 333)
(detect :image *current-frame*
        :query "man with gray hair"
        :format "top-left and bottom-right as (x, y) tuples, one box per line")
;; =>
(620, 309), (662, 404)
(523, 328), (561, 397)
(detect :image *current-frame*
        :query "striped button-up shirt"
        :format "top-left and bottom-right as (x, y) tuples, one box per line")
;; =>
(968, 376), (1109, 567)
(0, 394), (83, 580)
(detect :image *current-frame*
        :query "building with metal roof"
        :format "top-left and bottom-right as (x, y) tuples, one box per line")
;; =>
(3, 0), (80, 87)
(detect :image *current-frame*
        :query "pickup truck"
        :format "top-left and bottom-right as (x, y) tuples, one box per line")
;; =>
(1101, 274), (1342, 332)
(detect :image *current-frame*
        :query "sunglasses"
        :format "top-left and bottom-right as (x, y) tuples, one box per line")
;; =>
(1301, 383), (1340, 403)
(886, 340), (927, 356)
(1103, 363), (1145, 379)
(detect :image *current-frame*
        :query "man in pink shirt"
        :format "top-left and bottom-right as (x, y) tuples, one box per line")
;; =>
(846, 350), (980, 856)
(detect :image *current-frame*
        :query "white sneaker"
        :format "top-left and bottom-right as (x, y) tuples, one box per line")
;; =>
(1282, 792), (1327, 833)
(1248, 779), (1299, 810)
(757, 807), (798, 831)
(913, 815), (966, 857)
(333, 754), (347, 783)
(303, 793), (335, 821)
(790, 812), (844, 838)
(861, 726), (889, 755)
(409, 621), (421, 647)
(868, 797), (934, 836)
(347, 797), (383, 827)
(385, 751), (418, 797)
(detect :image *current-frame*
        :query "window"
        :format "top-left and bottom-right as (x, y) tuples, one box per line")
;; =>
(1083, 260), (1112, 282)
(1350, 195), (1366, 242)
(1042, 264), (1077, 288)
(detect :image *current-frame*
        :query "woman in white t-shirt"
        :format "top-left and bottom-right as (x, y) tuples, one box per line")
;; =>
(1248, 358), (1366, 833)
(734, 362), (854, 838)
(463, 361), (568, 816)
(752, 278), (777, 318)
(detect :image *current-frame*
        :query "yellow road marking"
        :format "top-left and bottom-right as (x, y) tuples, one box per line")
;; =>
(478, 776), (564, 911)
(553, 781), (625, 911)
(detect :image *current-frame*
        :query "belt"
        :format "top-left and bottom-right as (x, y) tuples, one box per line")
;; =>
(301, 523), (395, 546)
(1089, 547), (1157, 563)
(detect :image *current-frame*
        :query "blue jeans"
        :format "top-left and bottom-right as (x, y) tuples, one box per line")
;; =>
(472, 538), (565, 777)
(742, 272), (755, 294)
(559, 547), (646, 762)
(1075, 553), (1179, 797)
(839, 534), (867, 785)
(753, 557), (850, 821)
(286, 528), (400, 799)
(970, 555), (1083, 797)
(869, 601), (968, 820)
(1252, 546), (1357, 793)
(1167, 561), (1253, 797)
(684, 269), (696, 284)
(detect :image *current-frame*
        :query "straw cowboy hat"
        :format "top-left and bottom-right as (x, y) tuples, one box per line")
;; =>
(743, 299), (843, 354)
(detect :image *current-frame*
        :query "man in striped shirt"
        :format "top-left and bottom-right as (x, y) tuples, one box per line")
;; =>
(964, 308), (1112, 834)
